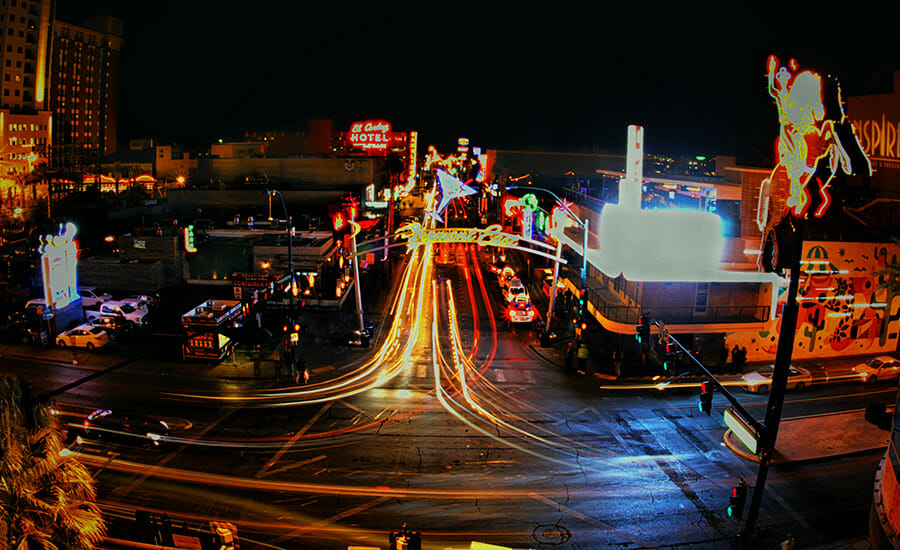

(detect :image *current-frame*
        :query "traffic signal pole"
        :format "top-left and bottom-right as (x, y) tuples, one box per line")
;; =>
(739, 220), (805, 543)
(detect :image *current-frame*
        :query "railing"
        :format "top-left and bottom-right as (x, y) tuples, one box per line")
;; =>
(586, 299), (769, 325)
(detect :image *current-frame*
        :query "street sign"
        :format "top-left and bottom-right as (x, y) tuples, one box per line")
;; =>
(724, 408), (759, 455)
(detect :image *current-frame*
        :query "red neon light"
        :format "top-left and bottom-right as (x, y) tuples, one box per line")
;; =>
(333, 212), (346, 231)
(503, 197), (521, 217)
(348, 120), (392, 150)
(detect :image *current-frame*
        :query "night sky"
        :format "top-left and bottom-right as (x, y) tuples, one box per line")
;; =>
(58, 1), (900, 164)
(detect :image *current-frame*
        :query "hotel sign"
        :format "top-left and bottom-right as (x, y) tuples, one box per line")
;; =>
(349, 120), (393, 150)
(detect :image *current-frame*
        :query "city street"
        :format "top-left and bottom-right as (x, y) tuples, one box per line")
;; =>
(1, 241), (893, 549)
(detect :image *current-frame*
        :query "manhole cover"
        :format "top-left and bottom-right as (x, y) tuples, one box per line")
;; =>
(533, 524), (572, 545)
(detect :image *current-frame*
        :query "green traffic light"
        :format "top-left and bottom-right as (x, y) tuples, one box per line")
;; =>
(727, 506), (734, 517)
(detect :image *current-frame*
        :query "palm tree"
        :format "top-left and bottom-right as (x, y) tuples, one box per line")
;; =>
(0, 376), (106, 549)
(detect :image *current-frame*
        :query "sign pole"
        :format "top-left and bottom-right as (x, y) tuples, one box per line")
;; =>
(350, 220), (366, 335)
(546, 238), (563, 330)
(739, 220), (804, 542)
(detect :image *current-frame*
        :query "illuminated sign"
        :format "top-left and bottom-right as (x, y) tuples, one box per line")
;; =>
(430, 169), (476, 223)
(852, 116), (900, 160)
(38, 222), (79, 309)
(396, 222), (520, 249)
(756, 55), (871, 233)
(348, 120), (392, 150)
(408, 131), (418, 186)
(597, 205), (724, 281)
(184, 225), (197, 253)
(333, 211), (346, 231)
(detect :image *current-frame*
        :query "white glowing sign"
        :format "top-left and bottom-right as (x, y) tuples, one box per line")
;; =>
(38, 222), (79, 309)
(597, 205), (724, 281)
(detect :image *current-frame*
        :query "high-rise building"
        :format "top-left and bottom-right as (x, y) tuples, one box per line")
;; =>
(0, 0), (52, 111)
(0, 0), (52, 180)
(50, 15), (122, 156)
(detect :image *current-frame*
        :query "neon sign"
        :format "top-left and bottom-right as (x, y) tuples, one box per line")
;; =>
(395, 222), (520, 249)
(348, 120), (392, 150)
(756, 55), (871, 233)
(430, 169), (476, 223)
(184, 225), (197, 253)
(38, 222), (79, 309)
(851, 116), (900, 160)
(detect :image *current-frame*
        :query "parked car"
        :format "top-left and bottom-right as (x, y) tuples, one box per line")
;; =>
(85, 314), (131, 338)
(852, 356), (900, 384)
(24, 298), (49, 315)
(503, 278), (528, 303)
(56, 324), (110, 351)
(80, 408), (169, 448)
(2, 316), (43, 345)
(99, 300), (148, 326)
(122, 294), (158, 310)
(78, 287), (113, 309)
(741, 365), (812, 394)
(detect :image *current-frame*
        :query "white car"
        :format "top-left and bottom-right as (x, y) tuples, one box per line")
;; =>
(78, 287), (113, 309)
(852, 356), (900, 384)
(119, 296), (150, 313)
(503, 278), (528, 303)
(100, 300), (148, 326)
(742, 365), (812, 394)
(56, 324), (109, 351)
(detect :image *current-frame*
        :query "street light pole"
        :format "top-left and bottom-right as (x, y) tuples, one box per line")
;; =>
(267, 190), (294, 323)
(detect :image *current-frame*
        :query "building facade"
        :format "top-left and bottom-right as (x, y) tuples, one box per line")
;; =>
(49, 16), (122, 157)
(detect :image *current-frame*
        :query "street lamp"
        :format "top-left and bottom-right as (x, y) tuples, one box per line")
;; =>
(505, 185), (589, 337)
(266, 189), (294, 322)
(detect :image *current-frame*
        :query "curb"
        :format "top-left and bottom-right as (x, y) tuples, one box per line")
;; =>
(723, 428), (887, 465)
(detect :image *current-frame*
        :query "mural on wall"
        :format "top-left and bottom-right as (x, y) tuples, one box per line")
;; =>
(733, 241), (900, 361)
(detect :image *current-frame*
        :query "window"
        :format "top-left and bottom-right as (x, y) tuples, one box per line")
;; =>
(695, 283), (709, 313)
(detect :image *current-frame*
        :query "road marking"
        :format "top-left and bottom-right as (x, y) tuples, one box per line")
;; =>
(529, 493), (651, 546)
(113, 404), (242, 499)
(416, 362), (427, 378)
(258, 454), (327, 478)
(495, 370), (506, 383)
(255, 402), (333, 479)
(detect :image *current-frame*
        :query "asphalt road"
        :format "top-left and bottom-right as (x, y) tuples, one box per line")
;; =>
(1, 239), (893, 550)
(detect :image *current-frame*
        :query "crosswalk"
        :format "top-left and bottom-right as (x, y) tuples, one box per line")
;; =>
(408, 361), (539, 384)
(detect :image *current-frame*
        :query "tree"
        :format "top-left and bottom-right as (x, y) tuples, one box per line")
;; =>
(0, 376), (106, 549)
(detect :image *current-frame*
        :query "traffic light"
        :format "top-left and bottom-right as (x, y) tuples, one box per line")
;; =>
(728, 480), (749, 519)
(577, 288), (586, 319)
(699, 380), (713, 415)
(635, 314), (651, 344)
(663, 341), (676, 371)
